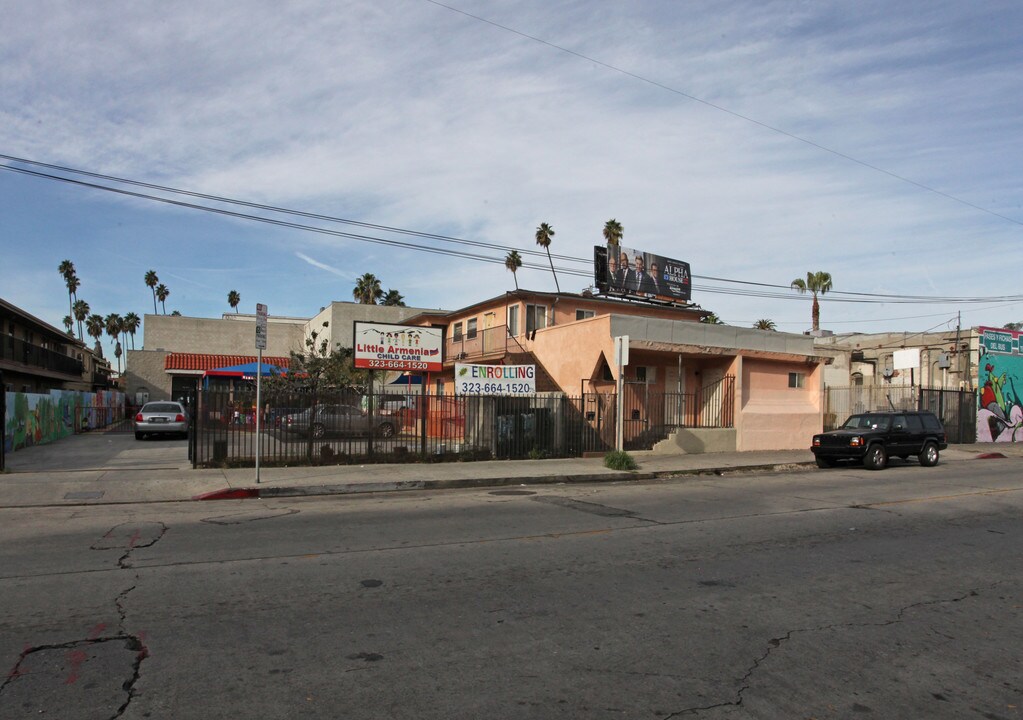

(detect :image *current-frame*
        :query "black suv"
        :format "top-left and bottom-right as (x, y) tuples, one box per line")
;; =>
(811, 411), (947, 470)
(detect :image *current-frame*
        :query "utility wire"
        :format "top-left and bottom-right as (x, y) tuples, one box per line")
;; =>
(4, 155), (1022, 307)
(424, 0), (1023, 229)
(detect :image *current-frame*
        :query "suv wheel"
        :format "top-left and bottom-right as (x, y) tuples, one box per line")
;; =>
(918, 441), (940, 467)
(815, 457), (834, 469)
(863, 444), (887, 471)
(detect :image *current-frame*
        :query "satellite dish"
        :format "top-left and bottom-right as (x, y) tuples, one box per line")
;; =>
(882, 367), (894, 379)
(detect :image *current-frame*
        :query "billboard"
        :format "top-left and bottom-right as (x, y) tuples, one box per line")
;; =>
(594, 245), (691, 302)
(353, 322), (443, 372)
(455, 363), (536, 395)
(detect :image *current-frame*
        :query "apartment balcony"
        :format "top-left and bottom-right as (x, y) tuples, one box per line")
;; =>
(445, 325), (519, 363)
(1, 335), (84, 378)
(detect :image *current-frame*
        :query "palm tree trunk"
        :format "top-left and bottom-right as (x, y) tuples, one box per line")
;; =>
(152, 290), (158, 315)
(812, 296), (820, 332)
(546, 249), (560, 293)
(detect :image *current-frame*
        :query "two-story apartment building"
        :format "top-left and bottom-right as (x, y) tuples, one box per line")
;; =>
(405, 290), (830, 452)
(0, 297), (111, 394)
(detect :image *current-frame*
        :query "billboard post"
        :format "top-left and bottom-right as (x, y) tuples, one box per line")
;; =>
(614, 335), (629, 451)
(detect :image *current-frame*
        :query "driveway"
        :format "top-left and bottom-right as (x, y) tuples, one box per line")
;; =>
(4, 431), (191, 472)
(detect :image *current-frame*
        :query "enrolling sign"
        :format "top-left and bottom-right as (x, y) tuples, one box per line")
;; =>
(354, 322), (443, 372)
(455, 363), (536, 395)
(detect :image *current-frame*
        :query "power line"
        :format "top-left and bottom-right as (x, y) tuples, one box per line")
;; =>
(424, 0), (1023, 229)
(5, 157), (1023, 308)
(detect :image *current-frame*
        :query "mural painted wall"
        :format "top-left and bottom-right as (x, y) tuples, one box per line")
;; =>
(3, 389), (126, 454)
(976, 326), (1023, 443)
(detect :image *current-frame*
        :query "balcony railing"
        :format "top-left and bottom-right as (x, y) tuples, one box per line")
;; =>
(1, 335), (84, 377)
(446, 325), (520, 362)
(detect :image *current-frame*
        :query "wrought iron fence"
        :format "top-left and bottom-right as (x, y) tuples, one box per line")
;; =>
(824, 385), (976, 443)
(191, 378), (738, 467)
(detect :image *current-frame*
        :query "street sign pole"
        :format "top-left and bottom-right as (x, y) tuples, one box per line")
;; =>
(255, 303), (268, 484)
(614, 335), (629, 452)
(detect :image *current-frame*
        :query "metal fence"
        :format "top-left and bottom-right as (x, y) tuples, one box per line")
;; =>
(191, 380), (738, 467)
(824, 385), (976, 443)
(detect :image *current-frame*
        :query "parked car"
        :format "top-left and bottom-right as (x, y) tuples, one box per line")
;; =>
(281, 404), (397, 439)
(135, 401), (189, 440)
(811, 410), (947, 470)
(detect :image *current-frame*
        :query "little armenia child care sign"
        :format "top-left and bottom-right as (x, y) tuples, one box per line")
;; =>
(455, 363), (536, 395)
(353, 322), (444, 372)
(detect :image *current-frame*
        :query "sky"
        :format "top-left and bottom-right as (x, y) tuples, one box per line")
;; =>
(2, 0), (1022, 365)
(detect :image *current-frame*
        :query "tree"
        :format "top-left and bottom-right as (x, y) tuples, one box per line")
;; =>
(535, 222), (560, 293)
(382, 289), (405, 307)
(602, 218), (624, 249)
(353, 274), (383, 305)
(63, 315), (74, 335)
(700, 312), (724, 325)
(144, 270), (159, 314)
(170, 310), (182, 316)
(73, 299), (90, 341)
(790, 271), (833, 334)
(228, 290), (241, 313)
(59, 260), (79, 338)
(123, 312), (141, 350)
(753, 319), (777, 331)
(1004, 322), (1022, 331)
(504, 250), (523, 290)
(156, 284), (170, 314)
(86, 314), (105, 355)
(105, 313), (123, 373)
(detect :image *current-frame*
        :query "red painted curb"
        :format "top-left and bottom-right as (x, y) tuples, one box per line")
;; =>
(975, 452), (1008, 459)
(193, 488), (260, 501)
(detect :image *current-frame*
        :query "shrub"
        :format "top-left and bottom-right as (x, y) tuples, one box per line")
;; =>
(603, 450), (637, 471)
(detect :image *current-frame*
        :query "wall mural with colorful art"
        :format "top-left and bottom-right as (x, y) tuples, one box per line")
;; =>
(976, 326), (1023, 443)
(3, 389), (126, 454)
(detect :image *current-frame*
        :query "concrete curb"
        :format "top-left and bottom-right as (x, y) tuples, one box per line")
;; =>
(197, 461), (821, 500)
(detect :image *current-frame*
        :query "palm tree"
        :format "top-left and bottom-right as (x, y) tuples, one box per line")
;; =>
(156, 284), (170, 314)
(353, 274), (383, 305)
(170, 310), (182, 316)
(753, 319), (777, 331)
(382, 289), (405, 307)
(104, 313), (123, 372)
(58, 260), (79, 338)
(123, 312), (141, 350)
(700, 312), (724, 325)
(228, 290), (241, 313)
(504, 250), (523, 290)
(63, 315), (74, 335)
(119, 316), (131, 358)
(602, 218), (624, 250)
(790, 271), (833, 334)
(73, 299), (90, 341)
(535, 222), (560, 293)
(86, 314), (105, 354)
(144, 270), (159, 314)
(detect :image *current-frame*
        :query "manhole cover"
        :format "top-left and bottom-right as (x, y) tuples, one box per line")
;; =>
(64, 491), (104, 500)
(488, 490), (537, 496)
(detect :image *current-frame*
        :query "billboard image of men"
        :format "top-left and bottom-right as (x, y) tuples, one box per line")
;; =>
(617, 251), (631, 289)
(648, 261), (665, 296)
(633, 254), (655, 295)
(608, 255), (623, 291)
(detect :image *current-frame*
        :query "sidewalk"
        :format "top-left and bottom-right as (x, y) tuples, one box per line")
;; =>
(0, 445), (1019, 508)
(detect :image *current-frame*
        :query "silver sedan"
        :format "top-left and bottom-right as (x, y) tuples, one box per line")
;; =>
(135, 401), (189, 440)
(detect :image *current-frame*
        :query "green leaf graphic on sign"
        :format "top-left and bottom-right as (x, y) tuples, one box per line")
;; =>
(458, 367), (468, 376)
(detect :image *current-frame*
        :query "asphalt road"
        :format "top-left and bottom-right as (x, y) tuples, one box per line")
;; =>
(0, 461), (1020, 719)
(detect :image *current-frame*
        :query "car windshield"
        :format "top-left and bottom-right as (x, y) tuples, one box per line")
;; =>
(841, 414), (891, 431)
(143, 403), (182, 413)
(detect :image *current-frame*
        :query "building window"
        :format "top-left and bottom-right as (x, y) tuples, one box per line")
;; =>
(788, 372), (805, 388)
(525, 304), (547, 335)
(467, 318), (478, 339)
(576, 309), (595, 321)
(452, 322), (463, 340)
(507, 305), (519, 336)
